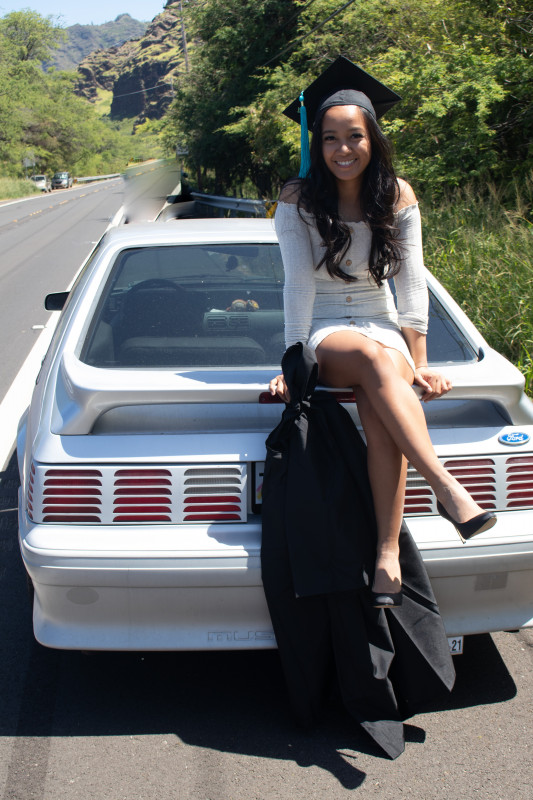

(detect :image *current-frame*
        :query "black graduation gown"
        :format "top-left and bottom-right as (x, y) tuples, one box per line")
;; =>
(261, 343), (455, 760)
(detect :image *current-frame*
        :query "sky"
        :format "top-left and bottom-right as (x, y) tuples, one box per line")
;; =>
(0, 1), (166, 26)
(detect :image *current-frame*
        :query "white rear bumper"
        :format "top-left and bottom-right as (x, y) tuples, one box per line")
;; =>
(19, 498), (533, 649)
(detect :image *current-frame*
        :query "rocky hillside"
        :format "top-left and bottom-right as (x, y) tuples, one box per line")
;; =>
(47, 14), (148, 72)
(75, 1), (186, 123)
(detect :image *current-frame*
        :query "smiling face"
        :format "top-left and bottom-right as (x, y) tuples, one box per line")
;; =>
(320, 104), (372, 189)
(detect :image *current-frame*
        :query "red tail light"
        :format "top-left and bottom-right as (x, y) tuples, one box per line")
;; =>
(506, 455), (533, 507)
(113, 468), (172, 521)
(30, 463), (247, 525)
(40, 467), (103, 522)
(443, 458), (496, 509)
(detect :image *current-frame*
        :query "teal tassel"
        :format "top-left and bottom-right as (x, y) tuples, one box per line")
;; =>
(298, 91), (311, 179)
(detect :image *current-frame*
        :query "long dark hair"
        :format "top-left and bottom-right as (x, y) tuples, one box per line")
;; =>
(297, 106), (402, 286)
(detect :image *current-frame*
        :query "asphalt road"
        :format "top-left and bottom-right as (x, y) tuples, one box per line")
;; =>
(0, 185), (532, 799)
(0, 180), (124, 400)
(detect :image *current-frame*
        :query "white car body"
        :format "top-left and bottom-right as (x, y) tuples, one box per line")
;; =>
(51, 172), (73, 189)
(30, 175), (51, 192)
(17, 218), (533, 650)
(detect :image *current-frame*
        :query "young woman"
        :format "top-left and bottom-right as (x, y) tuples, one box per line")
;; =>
(269, 62), (496, 608)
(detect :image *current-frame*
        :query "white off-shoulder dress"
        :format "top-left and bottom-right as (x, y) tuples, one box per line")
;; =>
(274, 201), (429, 371)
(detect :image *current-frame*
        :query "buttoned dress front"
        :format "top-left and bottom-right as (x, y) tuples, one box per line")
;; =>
(275, 201), (429, 371)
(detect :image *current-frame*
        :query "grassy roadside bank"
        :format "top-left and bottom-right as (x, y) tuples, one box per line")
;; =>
(422, 185), (533, 396)
(0, 177), (40, 201)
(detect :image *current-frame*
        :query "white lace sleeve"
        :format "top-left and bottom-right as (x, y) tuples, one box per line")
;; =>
(392, 203), (429, 334)
(275, 201), (317, 349)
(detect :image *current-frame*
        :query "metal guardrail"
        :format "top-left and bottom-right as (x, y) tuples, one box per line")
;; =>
(75, 173), (121, 184)
(190, 192), (267, 217)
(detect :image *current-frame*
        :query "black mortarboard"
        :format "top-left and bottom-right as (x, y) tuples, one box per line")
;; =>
(283, 56), (402, 130)
(283, 56), (401, 177)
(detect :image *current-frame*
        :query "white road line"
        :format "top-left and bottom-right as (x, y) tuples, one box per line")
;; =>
(0, 314), (59, 471)
(0, 194), (45, 209)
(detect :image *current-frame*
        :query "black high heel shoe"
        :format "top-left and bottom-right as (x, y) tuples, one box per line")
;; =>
(436, 501), (496, 543)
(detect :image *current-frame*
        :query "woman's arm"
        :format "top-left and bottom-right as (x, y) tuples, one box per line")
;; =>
(392, 199), (429, 335)
(402, 327), (452, 401)
(395, 181), (451, 401)
(275, 188), (317, 350)
(270, 187), (317, 401)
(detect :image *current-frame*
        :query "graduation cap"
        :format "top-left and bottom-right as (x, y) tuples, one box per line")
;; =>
(283, 56), (401, 177)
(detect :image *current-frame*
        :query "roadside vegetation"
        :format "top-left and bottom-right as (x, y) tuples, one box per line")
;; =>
(422, 184), (533, 393)
(0, 11), (148, 186)
(0, 177), (40, 200)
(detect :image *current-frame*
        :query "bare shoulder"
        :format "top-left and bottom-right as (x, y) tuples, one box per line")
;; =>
(279, 179), (302, 204)
(395, 178), (418, 211)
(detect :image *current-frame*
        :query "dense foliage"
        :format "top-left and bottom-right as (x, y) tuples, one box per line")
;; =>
(423, 182), (533, 393)
(0, 11), (139, 177)
(164, 0), (532, 201)
(162, 0), (302, 195)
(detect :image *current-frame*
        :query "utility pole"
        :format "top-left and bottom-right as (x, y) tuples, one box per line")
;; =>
(178, 0), (190, 72)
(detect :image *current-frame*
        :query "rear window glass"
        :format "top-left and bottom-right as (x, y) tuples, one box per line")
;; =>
(81, 244), (478, 369)
(425, 290), (477, 364)
(81, 244), (286, 368)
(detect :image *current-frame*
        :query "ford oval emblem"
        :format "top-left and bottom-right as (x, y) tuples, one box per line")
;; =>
(498, 431), (530, 446)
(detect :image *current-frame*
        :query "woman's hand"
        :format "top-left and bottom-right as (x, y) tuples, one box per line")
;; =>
(413, 366), (452, 402)
(269, 374), (291, 403)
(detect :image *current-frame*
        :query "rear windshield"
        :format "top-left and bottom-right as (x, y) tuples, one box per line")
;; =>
(81, 243), (477, 369)
(81, 243), (286, 368)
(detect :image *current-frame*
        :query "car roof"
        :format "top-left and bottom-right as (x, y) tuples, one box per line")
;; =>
(102, 217), (278, 247)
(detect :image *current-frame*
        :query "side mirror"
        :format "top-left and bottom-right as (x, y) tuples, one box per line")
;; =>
(45, 291), (69, 311)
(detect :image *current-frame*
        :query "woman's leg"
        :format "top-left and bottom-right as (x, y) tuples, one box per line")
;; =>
(316, 331), (487, 524)
(356, 384), (407, 595)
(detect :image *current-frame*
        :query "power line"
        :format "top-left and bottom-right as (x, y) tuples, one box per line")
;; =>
(112, 72), (187, 99)
(112, 2), (356, 100)
(112, 82), (172, 99)
(262, 0), (358, 67)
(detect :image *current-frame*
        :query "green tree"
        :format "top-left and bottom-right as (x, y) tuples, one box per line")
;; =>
(0, 9), (65, 61)
(163, 0), (300, 195)
(0, 9), (130, 177)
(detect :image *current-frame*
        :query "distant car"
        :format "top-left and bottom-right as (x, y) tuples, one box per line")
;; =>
(17, 218), (533, 652)
(51, 171), (73, 189)
(29, 174), (51, 192)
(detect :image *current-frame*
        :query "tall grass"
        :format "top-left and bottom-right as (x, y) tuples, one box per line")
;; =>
(421, 180), (533, 396)
(0, 177), (40, 201)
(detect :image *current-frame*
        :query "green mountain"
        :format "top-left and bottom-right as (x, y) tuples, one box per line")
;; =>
(75, 1), (185, 123)
(46, 14), (149, 72)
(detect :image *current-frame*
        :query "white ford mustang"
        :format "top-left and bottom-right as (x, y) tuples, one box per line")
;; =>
(17, 218), (533, 650)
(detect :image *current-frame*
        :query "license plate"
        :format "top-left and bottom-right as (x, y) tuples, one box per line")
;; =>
(252, 461), (265, 512)
(448, 636), (464, 655)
